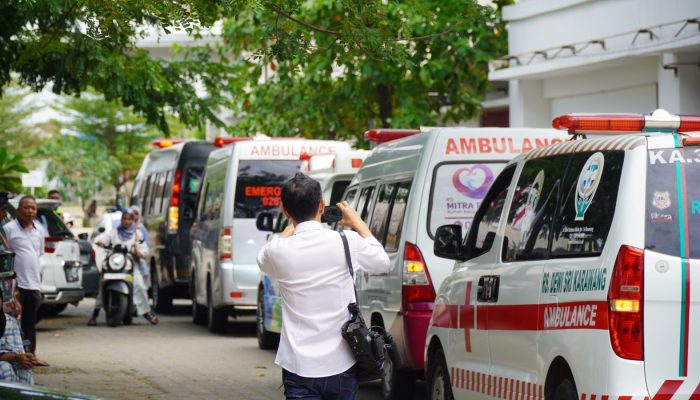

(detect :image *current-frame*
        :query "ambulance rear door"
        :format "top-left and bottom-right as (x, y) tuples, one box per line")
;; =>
(643, 136), (700, 396)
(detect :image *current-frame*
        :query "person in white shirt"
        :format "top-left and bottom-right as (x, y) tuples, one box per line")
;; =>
(2, 196), (46, 354)
(257, 173), (390, 400)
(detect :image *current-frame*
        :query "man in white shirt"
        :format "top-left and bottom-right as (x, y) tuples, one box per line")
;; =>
(257, 173), (390, 400)
(2, 196), (46, 354)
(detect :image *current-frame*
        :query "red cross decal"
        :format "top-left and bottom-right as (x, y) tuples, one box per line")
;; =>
(459, 282), (475, 352)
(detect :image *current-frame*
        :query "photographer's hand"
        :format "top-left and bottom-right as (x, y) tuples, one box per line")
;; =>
(337, 201), (373, 239)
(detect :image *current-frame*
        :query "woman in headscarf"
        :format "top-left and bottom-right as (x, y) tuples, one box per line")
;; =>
(88, 210), (158, 326)
(129, 206), (150, 282)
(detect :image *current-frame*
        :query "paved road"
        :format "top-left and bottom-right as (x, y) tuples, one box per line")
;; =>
(33, 299), (426, 400)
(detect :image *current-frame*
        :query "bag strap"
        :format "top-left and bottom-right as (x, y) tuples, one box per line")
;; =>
(339, 231), (359, 303)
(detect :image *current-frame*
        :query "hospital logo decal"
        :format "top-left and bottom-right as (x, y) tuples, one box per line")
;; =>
(452, 165), (494, 199)
(652, 191), (671, 210)
(575, 152), (605, 221)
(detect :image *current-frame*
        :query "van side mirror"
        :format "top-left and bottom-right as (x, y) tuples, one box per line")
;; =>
(256, 212), (275, 232)
(78, 233), (88, 240)
(434, 225), (467, 261)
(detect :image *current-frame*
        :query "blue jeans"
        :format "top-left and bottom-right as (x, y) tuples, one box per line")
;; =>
(282, 365), (358, 400)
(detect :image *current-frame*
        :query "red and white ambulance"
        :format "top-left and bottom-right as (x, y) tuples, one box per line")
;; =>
(340, 127), (564, 399)
(427, 110), (700, 400)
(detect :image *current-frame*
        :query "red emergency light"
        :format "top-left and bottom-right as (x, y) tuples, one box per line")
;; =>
(553, 110), (700, 134)
(365, 129), (420, 143)
(214, 136), (253, 147)
(152, 139), (185, 148)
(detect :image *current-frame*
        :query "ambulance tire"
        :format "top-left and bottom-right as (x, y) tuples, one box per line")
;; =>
(552, 379), (577, 400)
(428, 348), (454, 400)
(381, 354), (415, 400)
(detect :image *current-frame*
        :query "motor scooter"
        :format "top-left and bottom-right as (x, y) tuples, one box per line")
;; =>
(98, 244), (135, 327)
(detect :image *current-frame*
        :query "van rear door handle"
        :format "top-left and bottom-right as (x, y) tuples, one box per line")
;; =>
(477, 275), (500, 303)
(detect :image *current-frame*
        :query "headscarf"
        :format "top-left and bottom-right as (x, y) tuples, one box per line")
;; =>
(116, 209), (136, 242)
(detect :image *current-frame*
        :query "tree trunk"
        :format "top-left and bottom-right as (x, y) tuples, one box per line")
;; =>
(377, 84), (393, 128)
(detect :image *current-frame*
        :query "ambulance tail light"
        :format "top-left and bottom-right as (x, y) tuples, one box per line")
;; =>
(365, 129), (420, 143)
(608, 245), (644, 361)
(167, 168), (182, 234)
(218, 227), (232, 261)
(402, 242), (435, 305)
(351, 158), (363, 168)
(44, 236), (62, 254)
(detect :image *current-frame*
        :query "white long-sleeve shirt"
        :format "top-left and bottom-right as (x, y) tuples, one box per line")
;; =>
(257, 221), (390, 378)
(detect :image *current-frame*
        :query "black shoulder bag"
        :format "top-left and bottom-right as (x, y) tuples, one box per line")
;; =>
(339, 231), (400, 382)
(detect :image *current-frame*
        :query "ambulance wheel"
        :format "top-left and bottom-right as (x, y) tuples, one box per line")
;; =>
(428, 348), (454, 400)
(207, 282), (227, 334)
(256, 288), (279, 350)
(191, 275), (207, 325)
(382, 354), (415, 400)
(552, 379), (577, 400)
(151, 270), (173, 314)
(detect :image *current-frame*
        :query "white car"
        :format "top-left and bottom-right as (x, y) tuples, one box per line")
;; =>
(5, 199), (84, 316)
(427, 110), (700, 400)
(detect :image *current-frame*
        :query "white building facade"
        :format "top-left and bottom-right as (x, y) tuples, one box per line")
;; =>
(490, 0), (700, 128)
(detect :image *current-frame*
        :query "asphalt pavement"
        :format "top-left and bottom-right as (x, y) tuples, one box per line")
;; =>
(32, 299), (426, 400)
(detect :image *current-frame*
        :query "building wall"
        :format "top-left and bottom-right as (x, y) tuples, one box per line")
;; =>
(491, 0), (700, 128)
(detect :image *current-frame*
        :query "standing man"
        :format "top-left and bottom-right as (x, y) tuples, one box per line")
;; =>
(47, 190), (62, 217)
(2, 196), (46, 354)
(257, 173), (390, 400)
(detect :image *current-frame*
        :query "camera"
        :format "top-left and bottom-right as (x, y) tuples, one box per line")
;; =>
(321, 206), (343, 224)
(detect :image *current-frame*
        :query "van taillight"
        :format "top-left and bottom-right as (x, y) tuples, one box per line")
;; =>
(218, 227), (232, 261)
(168, 168), (182, 233)
(402, 242), (435, 304)
(44, 237), (62, 254)
(608, 245), (644, 361)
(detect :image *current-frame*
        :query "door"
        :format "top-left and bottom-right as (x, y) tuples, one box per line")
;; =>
(643, 144), (700, 395)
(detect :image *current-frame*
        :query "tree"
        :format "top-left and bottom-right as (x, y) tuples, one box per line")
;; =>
(0, 0), (231, 133)
(35, 135), (119, 205)
(57, 93), (162, 195)
(0, 84), (44, 160)
(0, 147), (29, 193)
(216, 0), (511, 142)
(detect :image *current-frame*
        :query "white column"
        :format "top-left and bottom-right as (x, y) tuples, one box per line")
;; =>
(658, 53), (700, 115)
(509, 79), (551, 128)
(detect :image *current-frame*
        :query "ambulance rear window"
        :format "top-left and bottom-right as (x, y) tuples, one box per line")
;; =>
(645, 147), (700, 259)
(234, 160), (301, 218)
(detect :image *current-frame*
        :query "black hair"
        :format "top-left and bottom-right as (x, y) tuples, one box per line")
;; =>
(18, 195), (36, 206)
(48, 190), (60, 197)
(281, 173), (321, 223)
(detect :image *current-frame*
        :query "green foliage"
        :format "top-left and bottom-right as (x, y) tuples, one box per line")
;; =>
(55, 93), (162, 193)
(215, 0), (510, 143)
(0, 0), (231, 133)
(0, 147), (29, 193)
(36, 136), (119, 202)
(0, 85), (44, 160)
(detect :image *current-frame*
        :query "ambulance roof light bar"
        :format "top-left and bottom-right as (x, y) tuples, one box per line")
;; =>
(214, 136), (253, 147)
(553, 109), (700, 134)
(365, 129), (421, 143)
(152, 139), (185, 148)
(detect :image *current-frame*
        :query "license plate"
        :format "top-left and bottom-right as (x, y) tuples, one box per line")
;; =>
(102, 273), (130, 280)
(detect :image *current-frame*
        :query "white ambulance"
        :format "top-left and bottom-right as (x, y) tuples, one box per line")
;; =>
(190, 136), (351, 333)
(341, 127), (564, 399)
(427, 110), (700, 400)
(255, 150), (370, 349)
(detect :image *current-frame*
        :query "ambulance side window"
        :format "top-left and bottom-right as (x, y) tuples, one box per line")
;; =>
(384, 181), (412, 252)
(551, 151), (624, 258)
(502, 155), (568, 262)
(357, 186), (375, 222)
(464, 165), (515, 259)
(369, 184), (396, 245)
